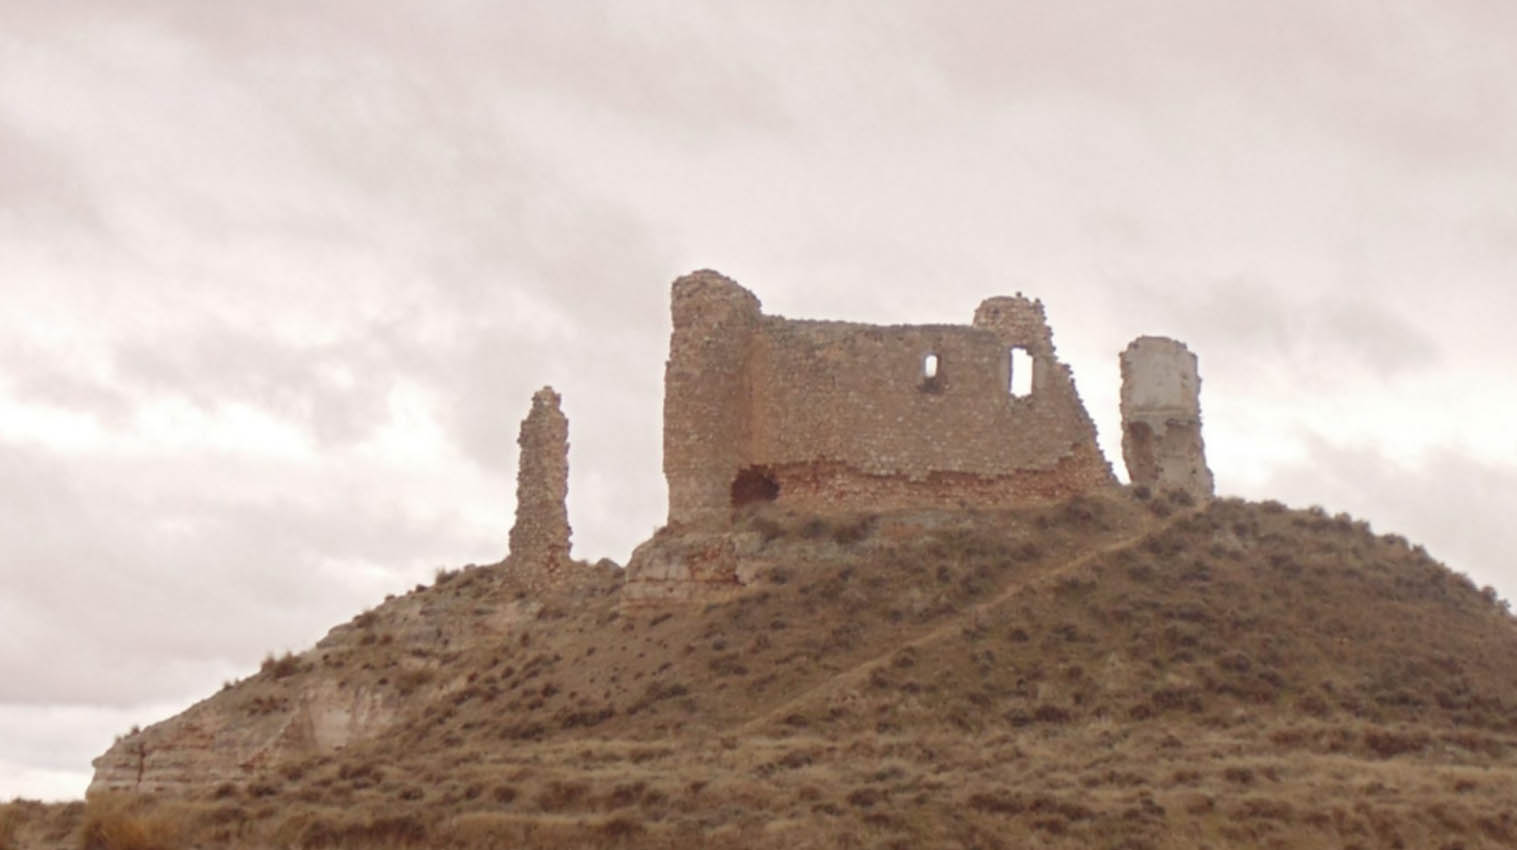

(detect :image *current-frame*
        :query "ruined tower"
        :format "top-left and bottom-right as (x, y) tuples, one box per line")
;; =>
(508, 386), (572, 583)
(663, 271), (763, 526)
(1119, 337), (1213, 501)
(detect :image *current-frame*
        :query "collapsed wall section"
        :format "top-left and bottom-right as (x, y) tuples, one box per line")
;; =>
(507, 386), (573, 587)
(1119, 336), (1214, 501)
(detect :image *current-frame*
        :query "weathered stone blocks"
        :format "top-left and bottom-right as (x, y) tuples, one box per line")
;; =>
(661, 273), (1115, 528)
(507, 386), (573, 589)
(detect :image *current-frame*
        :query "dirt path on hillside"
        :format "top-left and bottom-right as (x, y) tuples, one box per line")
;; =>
(736, 504), (1201, 734)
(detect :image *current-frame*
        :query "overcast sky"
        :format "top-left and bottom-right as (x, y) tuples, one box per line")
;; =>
(3, 0), (1515, 800)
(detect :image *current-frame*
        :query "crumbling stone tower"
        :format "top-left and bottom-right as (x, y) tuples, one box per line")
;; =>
(507, 386), (572, 584)
(1119, 337), (1214, 501)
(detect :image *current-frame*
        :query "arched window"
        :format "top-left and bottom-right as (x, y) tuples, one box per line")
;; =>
(923, 353), (939, 379)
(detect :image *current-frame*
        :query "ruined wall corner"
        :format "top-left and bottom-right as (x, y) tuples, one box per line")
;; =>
(671, 269), (762, 325)
(971, 294), (1053, 353)
(1119, 336), (1214, 501)
(664, 270), (762, 527)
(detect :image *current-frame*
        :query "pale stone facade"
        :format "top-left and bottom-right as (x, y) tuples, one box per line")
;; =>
(1119, 336), (1213, 501)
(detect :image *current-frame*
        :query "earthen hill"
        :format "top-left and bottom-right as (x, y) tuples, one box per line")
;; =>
(49, 271), (1517, 850)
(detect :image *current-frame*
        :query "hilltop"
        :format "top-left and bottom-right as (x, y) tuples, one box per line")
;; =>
(5, 491), (1517, 849)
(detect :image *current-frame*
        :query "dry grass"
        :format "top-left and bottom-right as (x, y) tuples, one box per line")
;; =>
(0, 805), (18, 850)
(75, 794), (180, 850)
(52, 494), (1517, 850)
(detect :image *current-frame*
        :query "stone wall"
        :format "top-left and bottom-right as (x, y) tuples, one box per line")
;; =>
(663, 272), (763, 526)
(1119, 336), (1213, 500)
(507, 386), (573, 588)
(662, 271), (1114, 526)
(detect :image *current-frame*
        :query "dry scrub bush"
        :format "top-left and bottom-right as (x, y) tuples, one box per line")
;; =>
(0, 804), (19, 850)
(77, 794), (179, 850)
(261, 651), (302, 679)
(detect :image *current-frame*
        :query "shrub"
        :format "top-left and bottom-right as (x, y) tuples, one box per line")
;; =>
(394, 668), (435, 695)
(1032, 704), (1072, 724)
(832, 515), (876, 544)
(299, 814), (427, 848)
(535, 780), (591, 812)
(260, 652), (302, 679)
(78, 795), (179, 850)
(0, 806), (19, 850)
(846, 788), (882, 808)
(967, 790), (1025, 815)
(1364, 728), (1428, 759)
(600, 815), (646, 839)
(1222, 766), (1255, 785)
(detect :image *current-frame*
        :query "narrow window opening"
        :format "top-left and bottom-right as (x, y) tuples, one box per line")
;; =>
(923, 353), (939, 379)
(1009, 348), (1033, 397)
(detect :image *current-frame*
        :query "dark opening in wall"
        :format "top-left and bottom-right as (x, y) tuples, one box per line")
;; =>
(731, 466), (780, 508)
(1009, 347), (1033, 397)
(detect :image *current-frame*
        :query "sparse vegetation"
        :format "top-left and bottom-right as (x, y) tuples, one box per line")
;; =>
(260, 651), (302, 679)
(43, 495), (1517, 849)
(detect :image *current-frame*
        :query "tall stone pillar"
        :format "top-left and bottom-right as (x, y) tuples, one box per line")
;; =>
(508, 386), (572, 581)
(1119, 337), (1213, 501)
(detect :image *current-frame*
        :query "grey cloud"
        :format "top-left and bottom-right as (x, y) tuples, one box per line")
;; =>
(0, 442), (488, 707)
(899, 0), (1517, 174)
(0, 118), (102, 231)
(1111, 280), (1443, 384)
(109, 323), (399, 448)
(1251, 435), (1517, 600)
(1318, 300), (1440, 376)
(103, 0), (796, 143)
(0, 702), (167, 791)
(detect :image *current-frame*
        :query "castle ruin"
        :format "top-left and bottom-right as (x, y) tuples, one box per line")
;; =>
(507, 270), (1212, 596)
(663, 270), (1117, 526)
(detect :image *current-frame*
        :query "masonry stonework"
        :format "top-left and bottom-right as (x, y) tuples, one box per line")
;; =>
(507, 386), (573, 588)
(1119, 336), (1214, 501)
(662, 271), (1116, 527)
